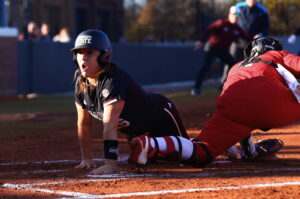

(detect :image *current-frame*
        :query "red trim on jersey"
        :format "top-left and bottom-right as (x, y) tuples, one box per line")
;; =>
(103, 98), (118, 106)
(75, 101), (83, 109)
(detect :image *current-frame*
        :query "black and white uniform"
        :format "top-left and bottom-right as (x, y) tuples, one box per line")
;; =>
(75, 65), (188, 139)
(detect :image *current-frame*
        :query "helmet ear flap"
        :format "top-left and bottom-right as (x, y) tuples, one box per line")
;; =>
(249, 38), (264, 57)
(256, 42), (264, 55)
(97, 49), (112, 66)
(244, 41), (253, 59)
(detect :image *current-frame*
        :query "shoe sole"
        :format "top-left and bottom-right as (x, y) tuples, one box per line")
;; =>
(256, 139), (284, 155)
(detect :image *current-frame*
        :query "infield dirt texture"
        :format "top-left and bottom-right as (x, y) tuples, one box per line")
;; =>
(1, 89), (300, 198)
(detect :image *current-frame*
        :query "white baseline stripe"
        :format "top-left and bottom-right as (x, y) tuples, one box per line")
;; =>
(3, 183), (99, 198)
(3, 166), (300, 199)
(0, 158), (229, 166)
(0, 158), (114, 166)
(0, 169), (65, 176)
(3, 179), (124, 189)
(87, 167), (300, 179)
(84, 181), (300, 198)
(5, 181), (300, 199)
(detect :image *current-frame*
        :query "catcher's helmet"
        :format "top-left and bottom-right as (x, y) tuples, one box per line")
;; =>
(71, 29), (112, 66)
(244, 37), (282, 59)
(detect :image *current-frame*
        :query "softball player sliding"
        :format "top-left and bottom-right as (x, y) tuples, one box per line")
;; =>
(130, 37), (299, 168)
(72, 30), (188, 174)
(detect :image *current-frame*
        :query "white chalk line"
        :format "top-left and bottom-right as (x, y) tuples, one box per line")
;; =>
(0, 158), (231, 166)
(0, 158), (113, 166)
(3, 180), (300, 199)
(0, 155), (130, 167)
(3, 183), (103, 198)
(0, 169), (65, 176)
(87, 167), (300, 179)
(2, 166), (300, 181)
(2, 178), (127, 198)
(2, 167), (300, 198)
(61, 181), (300, 199)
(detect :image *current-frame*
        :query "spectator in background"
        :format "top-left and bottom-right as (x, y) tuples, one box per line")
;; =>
(18, 21), (40, 40)
(53, 27), (71, 43)
(288, 27), (300, 56)
(231, 0), (270, 61)
(27, 21), (40, 40)
(191, 6), (251, 95)
(40, 23), (51, 41)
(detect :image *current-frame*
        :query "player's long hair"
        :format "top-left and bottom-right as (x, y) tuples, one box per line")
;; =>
(74, 62), (116, 94)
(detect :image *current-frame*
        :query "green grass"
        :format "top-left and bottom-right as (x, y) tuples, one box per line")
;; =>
(0, 96), (75, 114)
(0, 117), (76, 139)
(0, 95), (76, 139)
(158, 87), (219, 104)
(0, 88), (220, 139)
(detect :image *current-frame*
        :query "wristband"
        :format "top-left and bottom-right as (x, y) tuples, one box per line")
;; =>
(104, 140), (118, 160)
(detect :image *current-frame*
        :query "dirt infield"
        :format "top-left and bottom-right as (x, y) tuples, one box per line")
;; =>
(1, 92), (300, 198)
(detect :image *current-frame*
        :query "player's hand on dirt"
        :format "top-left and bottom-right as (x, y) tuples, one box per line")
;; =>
(193, 40), (203, 51)
(88, 159), (118, 175)
(75, 159), (97, 169)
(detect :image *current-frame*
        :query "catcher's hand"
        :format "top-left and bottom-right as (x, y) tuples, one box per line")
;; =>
(75, 159), (97, 169)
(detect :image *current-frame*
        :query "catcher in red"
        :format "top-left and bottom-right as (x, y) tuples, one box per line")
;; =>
(129, 37), (300, 168)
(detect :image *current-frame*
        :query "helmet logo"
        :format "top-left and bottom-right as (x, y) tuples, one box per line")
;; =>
(75, 35), (92, 46)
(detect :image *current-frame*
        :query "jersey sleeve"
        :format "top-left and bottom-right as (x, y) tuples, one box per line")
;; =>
(199, 19), (222, 42)
(269, 51), (300, 78)
(100, 75), (126, 107)
(281, 51), (300, 78)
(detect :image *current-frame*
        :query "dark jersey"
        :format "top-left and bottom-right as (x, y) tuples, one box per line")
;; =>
(75, 65), (188, 139)
(199, 18), (251, 49)
(236, 2), (269, 37)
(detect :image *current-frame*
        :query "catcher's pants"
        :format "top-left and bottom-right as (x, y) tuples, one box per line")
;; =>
(195, 75), (300, 158)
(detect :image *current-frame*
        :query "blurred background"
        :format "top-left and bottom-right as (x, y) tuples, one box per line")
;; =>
(0, 0), (300, 96)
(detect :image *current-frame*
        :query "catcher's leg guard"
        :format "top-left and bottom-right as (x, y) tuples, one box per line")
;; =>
(183, 138), (214, 168)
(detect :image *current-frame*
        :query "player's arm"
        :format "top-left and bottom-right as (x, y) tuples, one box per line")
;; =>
(277, 51), (300, 76)
(75, 102), (96, 169)
(194, 20), (221, 51)
(89, 99), (125, 175)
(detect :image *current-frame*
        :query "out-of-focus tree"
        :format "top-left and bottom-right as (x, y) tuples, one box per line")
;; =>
(124, 0), (300, 43)
(124, 0), (145, 42)
(125, 0), (233, 42)
(125, 0), (207, 42)
(264, 0), (300, 35)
